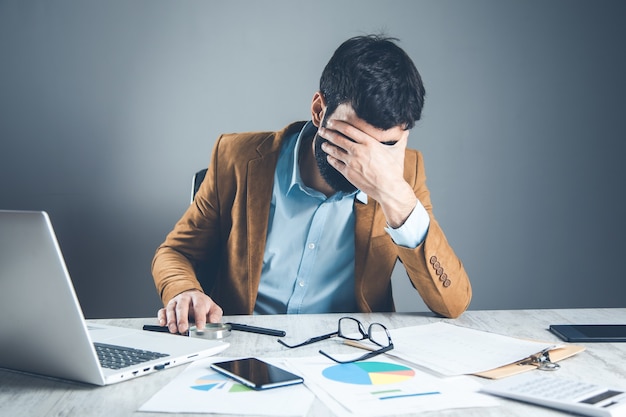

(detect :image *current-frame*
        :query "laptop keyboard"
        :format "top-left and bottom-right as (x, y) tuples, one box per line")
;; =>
(94, 342), (169, 370)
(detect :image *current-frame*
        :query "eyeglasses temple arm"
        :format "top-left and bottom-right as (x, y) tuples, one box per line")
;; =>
(277, 331), (338, 348)
(319, 343), (395, 364)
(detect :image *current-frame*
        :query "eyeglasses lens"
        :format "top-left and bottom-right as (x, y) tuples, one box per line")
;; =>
(368, 323), (391, 347)
(338, 317), (367, 341)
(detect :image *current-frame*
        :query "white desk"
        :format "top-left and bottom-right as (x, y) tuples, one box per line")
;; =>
(1, 308), (625, 417)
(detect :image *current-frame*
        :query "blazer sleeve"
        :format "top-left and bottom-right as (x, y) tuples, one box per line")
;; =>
(397, 151), (472, 318)
(151, 135), (225, 306)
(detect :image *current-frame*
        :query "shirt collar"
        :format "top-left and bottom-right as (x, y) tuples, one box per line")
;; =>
(288, 122), (368, 203)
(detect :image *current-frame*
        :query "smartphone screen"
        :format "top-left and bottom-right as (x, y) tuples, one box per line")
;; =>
(549, 324), (626, 342)
(210, 357), (304, 390)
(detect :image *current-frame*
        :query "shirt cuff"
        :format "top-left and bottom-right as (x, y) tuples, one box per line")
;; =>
(384, 200), (430, 249)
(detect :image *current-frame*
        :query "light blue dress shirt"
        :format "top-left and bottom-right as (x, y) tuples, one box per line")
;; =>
(254, 122), (430, 314)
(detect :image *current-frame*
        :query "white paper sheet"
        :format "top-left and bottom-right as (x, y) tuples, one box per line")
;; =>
(363, 322), (558, 376)
(138, 357), (314, 416)
(288, 355), (498, 417)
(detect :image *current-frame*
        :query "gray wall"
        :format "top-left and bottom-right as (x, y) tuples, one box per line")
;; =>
(1, 1), (625, 318)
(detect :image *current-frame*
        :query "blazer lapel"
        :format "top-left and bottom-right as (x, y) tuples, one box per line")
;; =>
(354, 197), (377, 305)
(246, 156), (275, 310)
(245, 122), (306, 311)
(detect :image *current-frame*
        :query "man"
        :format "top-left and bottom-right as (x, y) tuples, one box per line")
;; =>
(152, 35), (472, 334)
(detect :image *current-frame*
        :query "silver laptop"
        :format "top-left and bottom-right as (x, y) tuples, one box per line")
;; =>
(0, 210), (229, 386)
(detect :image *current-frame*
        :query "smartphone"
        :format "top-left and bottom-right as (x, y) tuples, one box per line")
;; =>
(549, 324), (626, 342)
(210, 357), (304, 390)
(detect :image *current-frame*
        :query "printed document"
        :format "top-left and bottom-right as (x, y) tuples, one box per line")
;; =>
(288, 355), (498, 417)
(355, 322), (558, 376)
(139, 357), (313, 416)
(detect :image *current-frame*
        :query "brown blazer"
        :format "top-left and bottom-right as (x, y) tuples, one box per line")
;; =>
(152, 122), (472, 318)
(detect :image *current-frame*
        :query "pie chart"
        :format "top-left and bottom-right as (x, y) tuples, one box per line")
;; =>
(191, 373), (251, 392)
(322, 361), (415, 385)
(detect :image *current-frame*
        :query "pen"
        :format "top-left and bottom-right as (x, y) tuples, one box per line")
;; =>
(142, 324), (188, 336)
(226, 323), (286, 337)
(143, 323), (286, 337)
(142, 324), (172, 333)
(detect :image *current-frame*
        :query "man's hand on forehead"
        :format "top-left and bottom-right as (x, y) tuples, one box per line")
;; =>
(318, 117), (416, 228)
(320, 117), (407, 149)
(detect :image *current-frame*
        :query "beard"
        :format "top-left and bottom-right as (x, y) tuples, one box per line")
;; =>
(313, 133), (358, 194)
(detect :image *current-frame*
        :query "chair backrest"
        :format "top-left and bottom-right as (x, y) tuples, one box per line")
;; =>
(191, 168), (208, 203)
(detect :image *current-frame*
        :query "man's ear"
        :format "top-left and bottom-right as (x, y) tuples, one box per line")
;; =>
(310, 92), (326, 127)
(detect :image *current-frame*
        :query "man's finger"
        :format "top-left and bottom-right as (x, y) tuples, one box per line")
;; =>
(175, 299), (191, 334)
(326, 119), (371, 144)
(165, 300), (181, 333)
(319, 126), (356, 152)
(208, 303), (224, 324)
(192, 301), (207, 331)
(157, 308), (166, 326)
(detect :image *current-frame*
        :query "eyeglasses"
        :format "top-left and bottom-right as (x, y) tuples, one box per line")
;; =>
(277, 316), (394, 364)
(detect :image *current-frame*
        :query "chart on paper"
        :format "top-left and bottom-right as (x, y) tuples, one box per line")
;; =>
(139, 358), (315, 416)
(321, 362), (441, 403)
(322, 361), (416, 385)
(288, 357), (497, 417)
(190, 372), (252, 393)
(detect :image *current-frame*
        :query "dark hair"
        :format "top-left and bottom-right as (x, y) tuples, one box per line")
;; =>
(319, 35), (425, 130)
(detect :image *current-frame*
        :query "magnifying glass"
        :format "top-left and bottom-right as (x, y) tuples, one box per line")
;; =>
(189, 323), (232, 340)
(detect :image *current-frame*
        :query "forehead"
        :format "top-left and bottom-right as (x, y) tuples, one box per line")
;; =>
(329, 103), (404, 143)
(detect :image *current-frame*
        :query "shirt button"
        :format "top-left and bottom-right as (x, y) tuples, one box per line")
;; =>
(308, 243), (316, 250)
(298, 281), (305, 287)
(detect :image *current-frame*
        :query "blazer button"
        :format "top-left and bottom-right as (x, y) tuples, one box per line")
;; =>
(433, 261), (441, 269)
(443, 278), (452, 288)
(430, 256), (438, 265)
(439, 273), (448, 282)
(435, 267), (443, 276)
